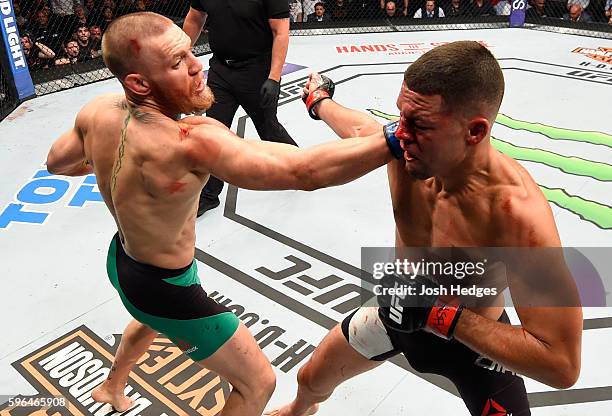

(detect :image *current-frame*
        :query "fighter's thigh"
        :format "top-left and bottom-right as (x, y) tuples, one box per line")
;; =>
(196, 322), (274, 393)
(456, 369), (530, 416)
(341, 307), (400, 362)
(122, 319), (158, 347)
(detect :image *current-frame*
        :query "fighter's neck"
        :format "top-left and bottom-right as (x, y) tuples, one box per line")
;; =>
(122, 96), (180, 122)
(434, 146), (497, 196)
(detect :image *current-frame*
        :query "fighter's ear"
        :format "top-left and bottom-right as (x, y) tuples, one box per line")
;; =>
(466, 117), (490, 145)
(123, 74), (150, 96)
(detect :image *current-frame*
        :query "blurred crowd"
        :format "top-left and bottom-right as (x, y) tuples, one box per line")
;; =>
(289, 0), (612, 24)
(14, 0), (612, 73)
(15, 0), (188, 71)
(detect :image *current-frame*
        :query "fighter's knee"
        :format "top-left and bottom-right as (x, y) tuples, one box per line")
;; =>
(260, 365), (277, 397)
(246, 362), (276, 399)
(296, 361), (323, 395)
(232, 363), (275, 403)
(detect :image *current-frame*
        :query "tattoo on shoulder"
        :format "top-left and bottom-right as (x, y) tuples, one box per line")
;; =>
(111, 112), (130, 192)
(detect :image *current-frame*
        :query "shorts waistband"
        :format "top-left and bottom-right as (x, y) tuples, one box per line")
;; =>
(112, 233), (193, 279)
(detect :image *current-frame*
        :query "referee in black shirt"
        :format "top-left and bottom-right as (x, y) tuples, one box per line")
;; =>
(184, 0), (297, 216)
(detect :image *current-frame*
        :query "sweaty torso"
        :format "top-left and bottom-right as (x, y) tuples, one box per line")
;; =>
(389, 148), (556, 320)
(82, 94), (208, 268)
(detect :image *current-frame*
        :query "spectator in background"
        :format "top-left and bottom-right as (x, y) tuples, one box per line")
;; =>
(20, 33), (55, 70)
(69, 4), (93, 34)
(28, 8), (63, 52)
(99, 7), (115, 31)
(383, 0), (401, 16)
(527, 0), (551, 17)
(567, 0), (589, 10)
(13, 1), (28, 31)
(605, 0), (612, 20)
(445, 0), (467, 16)
(74, 4), (91, 27)
(90, 25), (102, 42)
(49, 0), (75, 17)
(74, 25), (93, 61)
(132, 0), (148, 12)
(84, 0), (99, 16)
(563, 3), (593, 20)
(301, 0), (318, 20)
(467, 0), (497, 15)
(54, 40), (81, 65)
(289, 0), (303, 22)
(329, 0), (352, 20)
(381, 0), (410, 15)
(101, 0), (117, 10)
(307, 2), (332, 20)
(494, 0), (512, 14)
(414, 0), (446, 16)
(89, 25), (103, 58)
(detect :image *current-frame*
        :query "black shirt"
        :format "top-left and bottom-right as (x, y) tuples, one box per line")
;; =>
(190, 0), (289, 61)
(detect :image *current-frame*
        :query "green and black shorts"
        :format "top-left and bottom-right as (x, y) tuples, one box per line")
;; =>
(106, 233), (239, 361)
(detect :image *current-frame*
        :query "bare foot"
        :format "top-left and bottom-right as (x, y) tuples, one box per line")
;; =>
(264, 402), (319, 416)
(91, 381), (134, 412)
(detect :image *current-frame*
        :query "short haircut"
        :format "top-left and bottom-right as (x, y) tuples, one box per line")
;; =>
(314, 2), (325, 8)
(403, 41), (505, 116)
(102, 12), (172, 81)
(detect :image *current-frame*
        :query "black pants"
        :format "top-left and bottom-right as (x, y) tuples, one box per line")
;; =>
(201, 53), (297, 203)
(342, 309), (531, 415)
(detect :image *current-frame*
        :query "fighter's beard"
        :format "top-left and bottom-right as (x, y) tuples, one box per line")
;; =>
(189, 85), (215, 114)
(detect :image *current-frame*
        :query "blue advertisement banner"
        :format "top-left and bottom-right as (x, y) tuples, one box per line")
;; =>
(1, 0), (35, 100)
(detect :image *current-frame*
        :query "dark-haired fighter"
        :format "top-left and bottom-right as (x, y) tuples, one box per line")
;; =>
(268, 41), (582, 416)
(46, 12), (397, 415)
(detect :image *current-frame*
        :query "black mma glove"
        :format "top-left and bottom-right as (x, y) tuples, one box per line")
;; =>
(376, 273), (464, 339)
(260, 78), (280, 108)
(302, 74), (335, 120)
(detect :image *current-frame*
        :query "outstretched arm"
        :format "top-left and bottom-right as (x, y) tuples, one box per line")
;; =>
(47, 105), (94, 176)
(185, 122), (393, 191)
(303, 73), (382, 139)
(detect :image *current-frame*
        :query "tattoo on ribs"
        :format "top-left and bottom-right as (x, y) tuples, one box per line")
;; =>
(111, 112), (131, 192)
